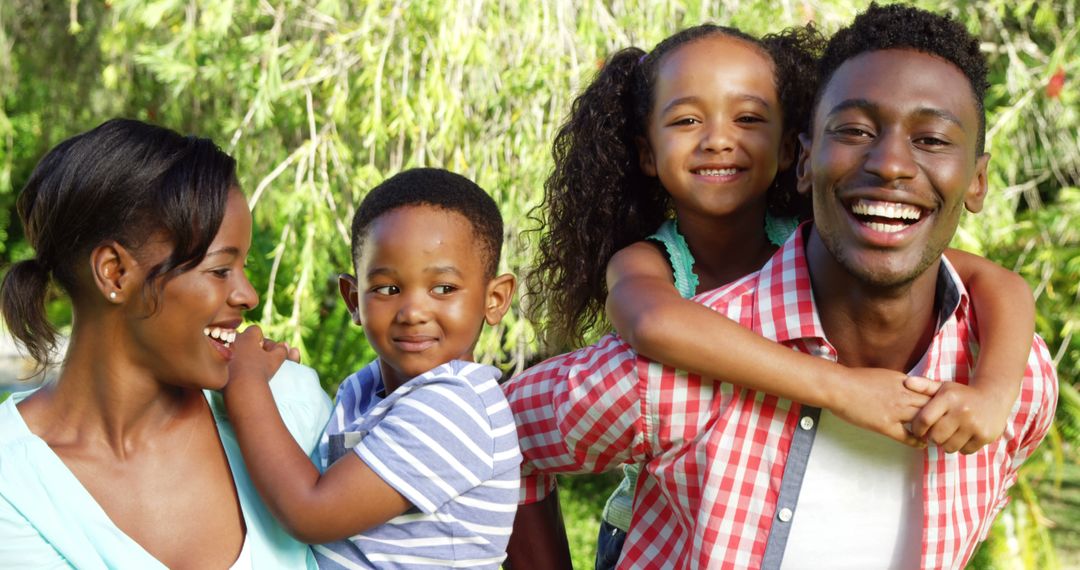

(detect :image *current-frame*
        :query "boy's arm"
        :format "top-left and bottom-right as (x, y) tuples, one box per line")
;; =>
(504, 491), (573, 570)
(606, 242), (933, 446)
(906, 249), (1035, 453)
(224, 327), (411, 544)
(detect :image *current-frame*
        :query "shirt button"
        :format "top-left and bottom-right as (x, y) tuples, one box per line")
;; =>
(777, 507), (793, 522)
(800, 416), (815, 430)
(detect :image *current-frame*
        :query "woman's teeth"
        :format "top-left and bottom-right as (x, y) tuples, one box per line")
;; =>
(204, 327), (237, 347)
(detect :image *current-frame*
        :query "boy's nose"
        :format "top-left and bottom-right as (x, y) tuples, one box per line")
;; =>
(395, 293), (431, 324)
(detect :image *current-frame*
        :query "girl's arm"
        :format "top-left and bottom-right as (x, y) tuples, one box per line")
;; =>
(606, 242), (934, 446)
(223, 327), (411, 545)
(905, 249), (1035, 453)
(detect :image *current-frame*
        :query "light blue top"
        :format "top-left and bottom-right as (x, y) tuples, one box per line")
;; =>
(0, 360), (332, 569)
(601, 215), (798, 532)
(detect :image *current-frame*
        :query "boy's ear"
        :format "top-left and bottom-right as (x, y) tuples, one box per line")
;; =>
(338, 274), (362, 325)
(636, 136), (657, 177)
(795, 132), (813, 196)
(964, 153), (991, 213)
(483, 273), (516, 326)
(89, 240), (135, 304)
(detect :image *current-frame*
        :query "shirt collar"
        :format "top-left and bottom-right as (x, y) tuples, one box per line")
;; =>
(751, 222), (971, 346)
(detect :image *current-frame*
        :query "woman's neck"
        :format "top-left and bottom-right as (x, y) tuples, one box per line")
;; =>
(19, 319), (204, 458)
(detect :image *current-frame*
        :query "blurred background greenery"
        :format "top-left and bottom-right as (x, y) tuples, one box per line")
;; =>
(0, 0), (1076, 567)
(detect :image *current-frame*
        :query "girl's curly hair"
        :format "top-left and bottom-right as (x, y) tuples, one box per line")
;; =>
(525, 24), (824, 353)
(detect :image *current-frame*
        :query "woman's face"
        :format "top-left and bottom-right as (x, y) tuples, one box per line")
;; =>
(125, 189), (258, 390)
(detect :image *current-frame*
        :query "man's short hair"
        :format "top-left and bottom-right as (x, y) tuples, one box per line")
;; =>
(350, 168), (504, 277)
(816, 3), (989, 153)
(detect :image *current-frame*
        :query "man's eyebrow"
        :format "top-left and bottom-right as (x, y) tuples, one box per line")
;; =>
(827, 98), (964, 128)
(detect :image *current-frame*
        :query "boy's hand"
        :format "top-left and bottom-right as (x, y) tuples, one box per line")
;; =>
(829, 368), (939, 448)
(224, 326), (293, 398)
(904, 378), (1012, 454)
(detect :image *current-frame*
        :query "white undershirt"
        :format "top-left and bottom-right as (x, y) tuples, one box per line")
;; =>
(780, 411), (923, 569)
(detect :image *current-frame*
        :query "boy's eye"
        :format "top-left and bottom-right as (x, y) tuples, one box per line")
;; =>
(431, 284), (457, 295)
(372, 285), (400, 295)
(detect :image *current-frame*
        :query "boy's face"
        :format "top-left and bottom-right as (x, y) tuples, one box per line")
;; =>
(340, 205), (514, 390)
(797, 48), (989, 288)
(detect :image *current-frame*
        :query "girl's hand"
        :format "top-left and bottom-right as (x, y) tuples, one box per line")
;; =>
(828, 368), (939, 448)
(904, 378), (1012, 454)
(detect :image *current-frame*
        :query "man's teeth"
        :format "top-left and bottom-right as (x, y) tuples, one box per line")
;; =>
(850, 199), (922, 221)
(695, 168), (738, 176)
(865, 222), (906, 234)
(203, 327), (237, 347)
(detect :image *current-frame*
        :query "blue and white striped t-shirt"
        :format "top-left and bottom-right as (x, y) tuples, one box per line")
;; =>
(313, 360), (521, 569)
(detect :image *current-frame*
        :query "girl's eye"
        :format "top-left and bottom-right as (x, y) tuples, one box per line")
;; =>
(432, 285), (457, 295)
(372, 285), (399, 295)
(671, 117), (701, 127)
(735, 115), (765, 124)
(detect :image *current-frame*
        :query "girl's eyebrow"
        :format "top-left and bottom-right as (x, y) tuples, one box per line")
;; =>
(660, 94), (773, 115)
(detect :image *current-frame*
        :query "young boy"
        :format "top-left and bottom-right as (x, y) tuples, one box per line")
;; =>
(224, 168), (520, 569)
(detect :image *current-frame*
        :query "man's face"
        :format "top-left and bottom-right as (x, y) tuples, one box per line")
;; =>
(798, 49), (990, 288)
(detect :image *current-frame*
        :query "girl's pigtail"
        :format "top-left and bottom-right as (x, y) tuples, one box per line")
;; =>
(1, 258), (58, 375)
(525, 47), (668, 353)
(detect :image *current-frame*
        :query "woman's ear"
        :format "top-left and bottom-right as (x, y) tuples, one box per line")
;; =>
(90, 241), (134, 304)
(484, 273), (517, 326)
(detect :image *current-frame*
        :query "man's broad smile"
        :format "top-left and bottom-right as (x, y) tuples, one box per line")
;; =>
(847, 197), (928, 236)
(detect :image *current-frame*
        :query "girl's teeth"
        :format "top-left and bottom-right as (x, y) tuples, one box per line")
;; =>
(696, 168), (737, 176)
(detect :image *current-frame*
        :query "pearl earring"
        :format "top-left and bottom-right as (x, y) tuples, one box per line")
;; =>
(109, 291), (117, 300)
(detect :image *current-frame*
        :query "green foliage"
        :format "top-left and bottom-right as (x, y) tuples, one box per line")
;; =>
(1, 0), (1078, 566)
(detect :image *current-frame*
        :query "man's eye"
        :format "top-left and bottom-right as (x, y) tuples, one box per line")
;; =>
(372, 285), (399, 295)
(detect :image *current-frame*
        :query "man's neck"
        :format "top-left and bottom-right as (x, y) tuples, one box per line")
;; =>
(804, 228), (941, 372)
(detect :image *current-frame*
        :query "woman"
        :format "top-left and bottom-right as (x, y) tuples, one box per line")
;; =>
(0, 118), (331, 568)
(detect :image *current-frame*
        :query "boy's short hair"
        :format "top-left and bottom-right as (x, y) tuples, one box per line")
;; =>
(816, 3), (989, 153)
(351, 168), (504, 277)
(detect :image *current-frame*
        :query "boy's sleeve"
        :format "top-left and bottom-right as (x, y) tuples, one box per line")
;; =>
(353, 372), (499, 514)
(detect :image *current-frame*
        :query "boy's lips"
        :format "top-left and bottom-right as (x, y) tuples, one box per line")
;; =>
(393, 335), (438, 352)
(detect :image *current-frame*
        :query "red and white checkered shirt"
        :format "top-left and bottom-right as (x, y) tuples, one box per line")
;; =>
(504, 227), (1058, 569)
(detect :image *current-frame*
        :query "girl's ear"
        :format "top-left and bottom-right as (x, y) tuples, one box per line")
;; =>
(483, 273), (517, 326)
(338, 274), (362, 325)
(90, 241), (134, 304)
(636, 136), (658, 177)
(796, 132), (813, 196)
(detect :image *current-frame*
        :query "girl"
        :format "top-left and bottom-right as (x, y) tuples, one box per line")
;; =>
(519, 24), (1034, 569)
(0, 119), (330, 568)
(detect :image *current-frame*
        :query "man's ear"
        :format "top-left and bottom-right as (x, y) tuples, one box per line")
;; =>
(778, 132), (798, 171)
(795, 132), (813, 196)
(636, 136), (657, 177)
(338, 274), (362, 325)
(89, 241), (134, 304)
(483, 273), (516, 326)
(964, 153), (991, 213)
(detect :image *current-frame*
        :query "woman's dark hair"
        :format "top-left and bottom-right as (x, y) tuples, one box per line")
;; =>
(524, 24), (823, 352)
(1, 118), (237, 371)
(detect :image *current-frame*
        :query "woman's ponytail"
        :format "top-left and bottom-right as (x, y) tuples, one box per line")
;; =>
(1, 258), (58, 374)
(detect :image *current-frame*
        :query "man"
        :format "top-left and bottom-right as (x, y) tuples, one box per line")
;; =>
(503, 4), (1057, 569)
